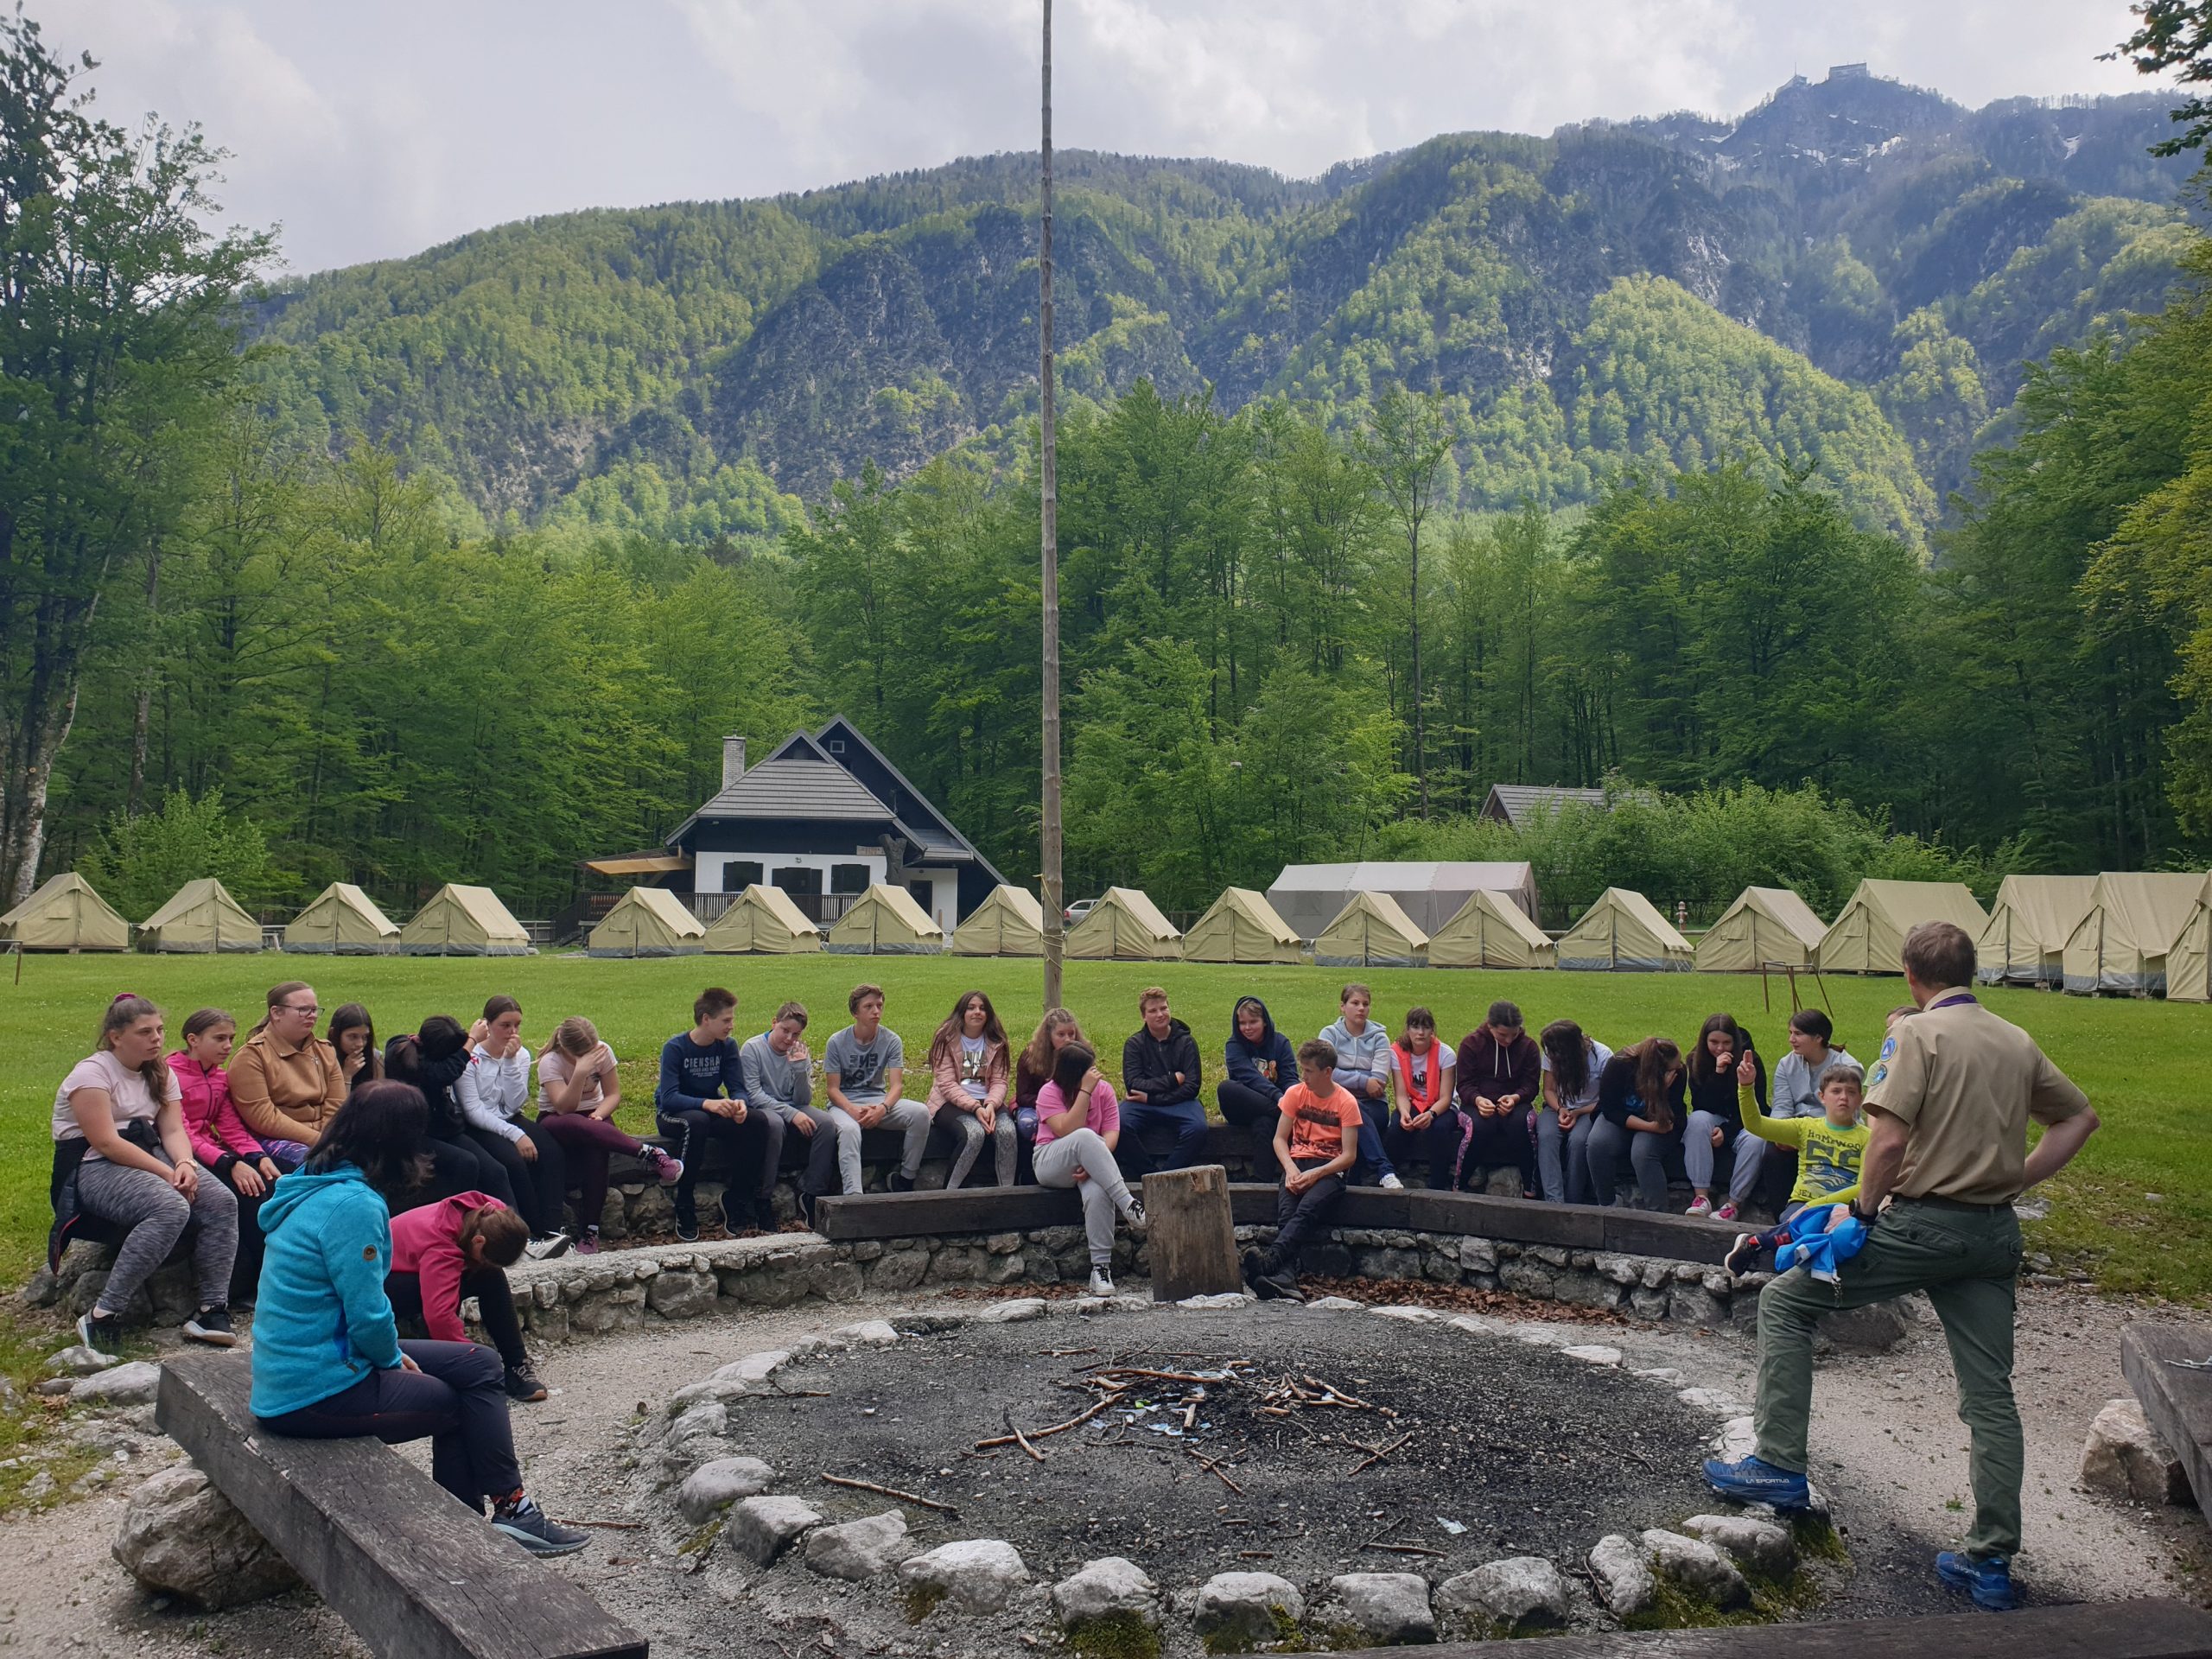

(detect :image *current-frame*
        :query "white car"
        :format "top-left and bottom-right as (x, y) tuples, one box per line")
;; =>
(1065, 898), (1096, 925)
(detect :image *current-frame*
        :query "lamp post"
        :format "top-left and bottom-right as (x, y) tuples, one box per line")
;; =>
(1039, 0), (1064, 1013)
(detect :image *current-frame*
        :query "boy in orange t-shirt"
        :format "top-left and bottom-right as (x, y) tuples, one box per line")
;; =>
(1243, 1039), (1363, 1303)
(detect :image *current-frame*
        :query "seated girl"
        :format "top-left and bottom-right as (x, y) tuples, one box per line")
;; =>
(535, 1016), (682, 1254)
(251, 1080), (586, 1557)
(925, 991), (1017, 1189)
(328, 1002), (384, 1094)
(1032, 1043), (1144, 1298)
(1014, 1008), (1085, 1148)
(1536, 1020), (1611, 1205)
(385, 1017), (520, 1216)
(1684, 1013), (1767, 1222)
(1381, 1007), (1462, 1190)
(388, 1191), (544, 1402)
(1583, 1037), (1687, 1211)
(456, 995), (570, 1257)
(170, 1006), (300, 1305)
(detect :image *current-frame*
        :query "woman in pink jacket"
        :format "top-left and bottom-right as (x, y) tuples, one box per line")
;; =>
(168, 1007), (303, 1305)
(925, 990), (1016, 1188)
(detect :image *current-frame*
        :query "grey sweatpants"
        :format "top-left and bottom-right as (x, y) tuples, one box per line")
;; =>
(1584, 1115), (1669, 1209)
(938, 1103), (1018, 1188)
(74, 1151), (238, 1317)
(1535, 1110), (1597, 1204)
(826, 1098), (932, 1194)
(1683, 1112), (1765, 1204)
(1032, 1129), (1134, 1267)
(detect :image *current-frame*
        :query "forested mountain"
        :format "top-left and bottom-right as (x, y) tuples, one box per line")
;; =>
(248, 69), (2196, 537)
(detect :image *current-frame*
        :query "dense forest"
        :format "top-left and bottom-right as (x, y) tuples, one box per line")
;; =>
(5, 12), (2211, 929)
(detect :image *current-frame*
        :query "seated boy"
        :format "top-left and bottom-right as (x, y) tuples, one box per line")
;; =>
(1723, 1052), (1871, 1281)
(1242, 1039), (1362, 1303)
(823, 985), (931, 1194)
(741, 1001), (837, 1226)
(388, 1190), (544, 1402)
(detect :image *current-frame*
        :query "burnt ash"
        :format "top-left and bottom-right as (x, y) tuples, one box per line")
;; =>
(734, 1304), (1716, 1586)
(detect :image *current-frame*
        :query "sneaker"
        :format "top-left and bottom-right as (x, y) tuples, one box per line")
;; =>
(753, 1196), (779, 1232)
(182, 1306), (238, 1348)
(796, 1190), (817, 1229)
(523, 1232), (571, 1262)
(674, 1205), (699, 1244)
(1715, 1201), (1739, 1223)
(574, 1229), (601, 1256)
(491, 1494), (588, 1557)
(1701, 1454), (1810, 1511)
(1378, 1173), (1405, 1192)
(640, 1146), (684, 1185)
(1725, 1233), (1763, 1277)
(1936, 1550), (2018, 1611)
(1260, 1268), (1305, 1303)
(1087, 1268), (1116, 1297)
(78, 1310), (124, 1357)
(887, 1173), (916, 1193)
(1124, 1200), (1146, 1230)
(504, 1363), (548, 1402)
(1687, 1195), (1713, 1217)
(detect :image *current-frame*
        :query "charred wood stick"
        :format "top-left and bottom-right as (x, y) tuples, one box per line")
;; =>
(1361, 1541), (1446, 1558)
(1003, 1407), (1046, 1463)
(1090, 1368), (1229, 1385)
(1349, 1432), (1414, 1475)
(573, 1519), (645, 1530)
(818, 1475), (962, 1516)
(1185, 1446), (1244, 1495)
(973, 1394), (1118, 1450)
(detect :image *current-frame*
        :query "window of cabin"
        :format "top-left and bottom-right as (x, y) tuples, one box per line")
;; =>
(726, 861), (764, 891)
(830, 863), (870, 894)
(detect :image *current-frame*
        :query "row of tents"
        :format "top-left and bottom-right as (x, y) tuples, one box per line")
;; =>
(0, 874), (538, 956)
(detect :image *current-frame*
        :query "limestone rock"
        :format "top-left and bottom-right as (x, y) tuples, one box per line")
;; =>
(1434, 1557), (1570, 1634)
(1641, 1529), (1750, 1607)
(1446, 1313), (1500, 1337)
(1815, 1300), (1909, 1353)
(1050, 1554), (1160, 1629)
(1370, 1305), (1440, 1324)
(1321, 1572), (1434, 1645)
(975, 1297), (1048, 1324)
(1306, 1295), (1365, 1312)
(19, 1267), (59, 1308)
(44, 1344), (113, 1377)
(1560, 1344), (1622, 1366)
(676, 1457), (774, 1524)
(1195, 1571), (1305, 1649)
(645, 1269), (717, 1319)
(899, 1539), (1030, 1613)
(2081, 1397), (2192, 1505)
(1178, 1292), (1247, 1309)
(1682, 1513), (1794, 1578)
(112, 1465), (299, 1611)
(804, 1509), (910, 1580)
(709, 1350), (790, 1385)
(1587, 1534), (1656, 1616)
(833, 1319), (899, 1347)
(727, 1496), (821, 1565)
(1677, 1386), (1744, 1414)
(1634, 1367), (1685, 1384)
(1711, 1414), (1758, 1463)
(72, 1362), (161, 1407)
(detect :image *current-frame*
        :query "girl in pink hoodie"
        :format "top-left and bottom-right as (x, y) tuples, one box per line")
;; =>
(169, 1007), (306, 1305)
(387, 1191), (543, 1402)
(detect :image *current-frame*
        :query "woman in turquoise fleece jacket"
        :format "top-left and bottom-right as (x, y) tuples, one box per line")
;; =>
(251, 1080), (585, 1558)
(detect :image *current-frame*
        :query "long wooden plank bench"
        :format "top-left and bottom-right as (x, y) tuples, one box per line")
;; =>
(1329, 1599), (2212, 1659)
(811, 1180), (1735, 1265)
(2122, 1320), (2212, 1507)
(156, 1353), (647, 1659)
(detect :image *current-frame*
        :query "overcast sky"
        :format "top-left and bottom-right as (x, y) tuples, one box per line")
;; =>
(60, 0), (2169, 277)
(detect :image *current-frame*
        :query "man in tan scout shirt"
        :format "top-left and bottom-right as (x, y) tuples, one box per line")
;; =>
(1703, 920), (2098, 1612)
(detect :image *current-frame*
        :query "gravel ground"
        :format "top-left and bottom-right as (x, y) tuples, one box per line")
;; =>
(0, 1281), (2202, 1656)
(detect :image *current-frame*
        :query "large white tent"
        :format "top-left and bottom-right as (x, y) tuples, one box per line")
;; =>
(139, 878), (262, 953)
(1267, 861), (1538, 939)
(0, 874), (130, 952)
(398, 884), (535, 956)
(2062, 871), (2208, 995)
(1975, 874), (2097, 986)
(701, 884), (823, 954)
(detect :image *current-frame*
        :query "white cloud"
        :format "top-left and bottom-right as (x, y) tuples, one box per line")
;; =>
(50, 0), (2171, 275)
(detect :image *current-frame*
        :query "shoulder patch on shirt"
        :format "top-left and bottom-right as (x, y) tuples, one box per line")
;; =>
(1878, 1036), (1897, 1060)
(362, 1244), (378, 1262)
(1868, 1063), (1888, 1086)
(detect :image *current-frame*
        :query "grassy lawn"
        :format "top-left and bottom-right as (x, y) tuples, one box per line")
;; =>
(5, 950), (2208, 1300)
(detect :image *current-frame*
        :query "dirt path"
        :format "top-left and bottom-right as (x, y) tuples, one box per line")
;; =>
(0, 1284), (2200, 1655)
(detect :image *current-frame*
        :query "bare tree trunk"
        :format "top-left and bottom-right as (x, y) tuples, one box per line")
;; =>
(1, 674), (82, 906)
(128, 544), (162, 817)
(1410, 526), (1425, 817)
(1039, 0), (1064, 1014)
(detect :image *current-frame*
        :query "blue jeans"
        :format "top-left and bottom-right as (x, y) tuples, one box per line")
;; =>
(1353, 1095), (1396, 1184)
(1119, 1098), (1209, 1174)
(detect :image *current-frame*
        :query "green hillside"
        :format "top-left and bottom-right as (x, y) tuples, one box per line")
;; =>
(244, 71), (2194, 535)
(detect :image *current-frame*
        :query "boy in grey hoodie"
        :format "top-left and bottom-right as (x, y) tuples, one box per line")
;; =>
(740, 1001), (836, 1225)
(1319, 982), (1404, 1189)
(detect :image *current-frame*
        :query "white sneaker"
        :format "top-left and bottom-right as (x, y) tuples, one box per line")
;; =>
(1087, 1269), (1116, 1297)
(1124, 1201), (1146, 1229)
(1379, 1173), (1405, 1191)
(524, 1231), (572, 1261)
(1686, 1196), (1713, 1217)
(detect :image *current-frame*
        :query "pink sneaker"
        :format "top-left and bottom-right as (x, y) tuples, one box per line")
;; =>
(574, 1230), (601, 1255)
(1687, 1195), (1713, 1217)
(1715, 1201), (1739, 1223)
(642, 1147), (684, 1185)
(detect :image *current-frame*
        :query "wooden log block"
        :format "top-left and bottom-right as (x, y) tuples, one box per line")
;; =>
(2122, 1320), (2212, 1512)
(1141, 1164), (1243, 1300)
(156, 1354), (647, 1659)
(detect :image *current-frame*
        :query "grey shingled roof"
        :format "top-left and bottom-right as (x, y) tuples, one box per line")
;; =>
(689, 757), (893, 823)
(1483, 784), (1611, 829)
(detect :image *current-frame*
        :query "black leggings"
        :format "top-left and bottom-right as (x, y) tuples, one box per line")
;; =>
(387, 1268), (526, 1371)
(1382, 1109), (1467, 1191)
(1267, 1157), (1347, 1272)
(463, 1123), (567, 1238)
(257, 1339), (521, 1510)
(658, 1107), (780, 1217)
(423, 1135), (518, 1214)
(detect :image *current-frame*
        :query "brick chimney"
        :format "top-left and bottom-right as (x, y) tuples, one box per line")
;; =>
(721, 734), (747, 790)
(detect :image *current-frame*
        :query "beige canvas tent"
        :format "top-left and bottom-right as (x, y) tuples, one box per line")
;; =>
(398, 884), (534, 956)
(2062, 871), (2208, 995)
(1066, 887), (1183, 961)
(0, 873), (130, 952)
(1695, 887), (1827, 973)
(1814, 880), (1988, 976)
(1558, 888), (1693, 972)
(1313, 891), (1428, 969)
(702, 884), (823, 955)
(1181, 887), (1302, 964)
(1975, 874), (2098, 986)
(949, 885), (1047, 957)
(588, 887), (705, 957)
(138, 878), (262, 953)
(827, 884), (945, 955)
(2168, 901), (2210, 1003)
(283, 882), (400, 955)
(1428, 887), (1554, 969)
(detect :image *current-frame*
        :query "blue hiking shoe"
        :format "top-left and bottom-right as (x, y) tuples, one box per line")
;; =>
(1936, 1550), (2018, 1611)
(1701, 1454), (1810, 1510)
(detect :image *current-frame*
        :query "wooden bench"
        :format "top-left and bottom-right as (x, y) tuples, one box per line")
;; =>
(2122, 1320), (2212, 1506)
(1328, 1599), (2212, 1659)
(811, 1180), (1736, 1265)
(156, 1353), (647, 1659)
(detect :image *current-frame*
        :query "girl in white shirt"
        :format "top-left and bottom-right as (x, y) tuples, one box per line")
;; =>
(457, 995), (570, 1258)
